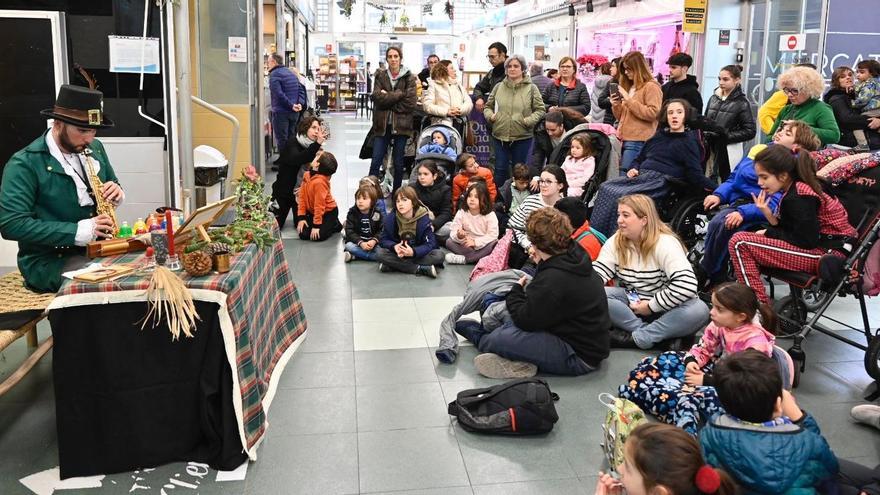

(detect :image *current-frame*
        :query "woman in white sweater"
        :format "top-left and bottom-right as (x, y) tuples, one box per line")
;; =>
(423, 60), (473, 128)
(592, 194), (709, 349)
(506, 165), (567, 269)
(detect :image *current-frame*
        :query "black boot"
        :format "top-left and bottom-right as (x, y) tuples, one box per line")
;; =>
(415, 265), (437, 278)
(609, 328), (639, 349)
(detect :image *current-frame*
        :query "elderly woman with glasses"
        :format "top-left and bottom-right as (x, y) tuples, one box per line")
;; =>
(767, 66), (840, 145)
(542, 56), (591, 116)
(484, 53), (546, 189)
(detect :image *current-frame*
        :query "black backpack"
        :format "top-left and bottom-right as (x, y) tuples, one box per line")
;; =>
(447, 378), (560, 435)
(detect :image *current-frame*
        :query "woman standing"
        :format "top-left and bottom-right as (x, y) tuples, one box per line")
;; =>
(597, 58), (621, 126)
(611, 51), (663, 174)
(767, 66), (840, 145)
(593, 194), (709, 349)
(370, 46), (419, 194)
(422, 60), (473, 131)
(824, 66), (880, 149)
(543, 56), (591, 117)
(272, 115), (327, 229)
(704, 65), (756, 180)
(484, 54), (546, 189)
(590, 62), (613, 125)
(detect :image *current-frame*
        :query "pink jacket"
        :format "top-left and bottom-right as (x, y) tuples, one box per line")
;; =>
(449, 210), (499, 250)
(686, 321), (775, 368)
(561, 155), (596, 198)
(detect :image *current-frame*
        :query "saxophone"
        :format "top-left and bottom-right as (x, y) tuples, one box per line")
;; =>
(82, 148), (118, 237)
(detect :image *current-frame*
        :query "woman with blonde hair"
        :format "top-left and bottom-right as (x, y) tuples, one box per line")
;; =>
(422, 60), (473, 129)
(767, 65), (840, 145)
(611, 51), (663, 173)
(593, 194), (709, 349)
(542, 56), (591, 116)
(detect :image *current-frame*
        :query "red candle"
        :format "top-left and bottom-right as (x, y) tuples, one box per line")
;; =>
(165, 210), (175, 255)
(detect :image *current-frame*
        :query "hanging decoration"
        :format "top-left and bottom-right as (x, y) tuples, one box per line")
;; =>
(444, 0), (453, 19)
(341, 0), (353, 18)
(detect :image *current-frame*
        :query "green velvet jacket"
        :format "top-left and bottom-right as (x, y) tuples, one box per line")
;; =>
(0, 132), (119, 293)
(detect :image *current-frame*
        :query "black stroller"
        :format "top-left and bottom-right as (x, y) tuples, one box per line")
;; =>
(547, 124), (616, 206)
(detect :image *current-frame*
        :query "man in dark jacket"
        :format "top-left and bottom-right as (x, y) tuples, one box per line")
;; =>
(457, 208), (611, 378)
(418, 54), (440, 90)
(268, 53), (305, 153)
(473, 42), (508, 113)
(661, 53), (703, 113)
(529, 61), (553, 95)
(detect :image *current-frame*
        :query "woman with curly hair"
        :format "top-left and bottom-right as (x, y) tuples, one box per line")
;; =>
(767, 66), (841, 145)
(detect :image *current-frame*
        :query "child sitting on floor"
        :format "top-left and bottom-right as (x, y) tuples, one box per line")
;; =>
(701, 349), (840, 493)
(445, 181), (499, 265)
(553, 196), (606, 262)
(376, 186), (445, 278)
(343, 185), (384, 262)
(618, 282), (777, 435)
(418, 129), (458, 159)
(596, 423), (736, 495)
(296, 151), (343, 241)
(560, 134), (596, 198)
(359, 175), (387, 214)
(452, 152), (497, 209)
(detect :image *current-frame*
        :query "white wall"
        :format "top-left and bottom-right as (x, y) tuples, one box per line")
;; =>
(697, 0), (748, 108)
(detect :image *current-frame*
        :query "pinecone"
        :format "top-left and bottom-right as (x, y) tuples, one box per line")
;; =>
(183, 250), (213, 276)
(206, 242), (233, 255)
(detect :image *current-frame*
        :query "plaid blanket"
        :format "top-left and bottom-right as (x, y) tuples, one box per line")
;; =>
(49, 239), (306, 458)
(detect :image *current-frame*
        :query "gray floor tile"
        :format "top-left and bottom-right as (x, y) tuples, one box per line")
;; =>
(269, 386), (356, 435)
(300, 321), (354, 353)
(295, 276), (352, 301)
(0, 401), (57, 482)
(300, 297), (353, 324)
(805, 401), (880, 460)
(793, 362), (868, 404)
(435, 345), (484, 382)
(799, 330), (867, 363)
(354, 348), (438, 386)
(357, 382), (450, 432)
(350, 267), (419, 299)
(473, 478), (589, 495)
(277, 351), (355, 389)
(365, 487), (473, 495)
(247, 432), (358, 495)
(457, 430), (577, 485)
(358, 427), (469, 493)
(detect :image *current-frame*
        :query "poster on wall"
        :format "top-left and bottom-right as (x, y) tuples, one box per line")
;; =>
(683, 0), (707, 34)
(228, 37), (247, 63)
(534, 45), (545, 62)
(108, 36), (160, 74)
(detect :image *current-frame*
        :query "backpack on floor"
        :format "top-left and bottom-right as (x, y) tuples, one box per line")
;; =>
(447, 378), (560, 435)
(599, 393), (647, 472)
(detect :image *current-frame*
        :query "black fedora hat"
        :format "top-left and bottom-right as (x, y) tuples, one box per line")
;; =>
(40, 84), (114, 129)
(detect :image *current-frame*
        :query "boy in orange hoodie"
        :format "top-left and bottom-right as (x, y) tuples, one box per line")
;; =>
(297, 151), (343, 241)
(452, 152), (497, 210)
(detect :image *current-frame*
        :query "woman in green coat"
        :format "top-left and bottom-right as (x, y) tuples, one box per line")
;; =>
(484, 54), (546, 189)
(768, 66), (841, 145)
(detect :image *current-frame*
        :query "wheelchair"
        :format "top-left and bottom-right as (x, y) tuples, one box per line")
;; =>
(660, 177), (712, 252)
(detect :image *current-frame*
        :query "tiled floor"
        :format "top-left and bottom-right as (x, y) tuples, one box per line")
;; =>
(1, 112), (879, 494)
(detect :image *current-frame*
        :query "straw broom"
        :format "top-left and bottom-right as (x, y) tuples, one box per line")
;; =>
(140, 266), (200, 339)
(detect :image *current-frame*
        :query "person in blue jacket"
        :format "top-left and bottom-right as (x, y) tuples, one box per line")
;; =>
(268, 53), (305, 153)
(375, 186), (445, 278)
(417, 129), (458, 160)
(699, 121), (821, 288)
(701, 349), (840, 494)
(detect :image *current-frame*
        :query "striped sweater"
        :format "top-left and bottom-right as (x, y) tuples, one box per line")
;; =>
(507, 194), (555, 249)
(593, 233), (699, 313)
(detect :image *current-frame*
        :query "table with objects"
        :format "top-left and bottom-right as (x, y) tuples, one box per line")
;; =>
(46, 237), (307, 479)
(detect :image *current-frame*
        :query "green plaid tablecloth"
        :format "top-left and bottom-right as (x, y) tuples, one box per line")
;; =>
(49, 238), (306, 458)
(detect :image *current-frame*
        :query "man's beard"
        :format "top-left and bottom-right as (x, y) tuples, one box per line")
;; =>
(57, 126), (86, 153)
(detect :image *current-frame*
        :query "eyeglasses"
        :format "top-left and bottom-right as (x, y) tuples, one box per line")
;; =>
(782, 87), (800, 96)
(560, 65), (575, 69)
(538, 179), (557, 186)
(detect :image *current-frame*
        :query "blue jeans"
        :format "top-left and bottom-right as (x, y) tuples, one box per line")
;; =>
(605, 287), (710, 349)
(700, 207), (761, 281)
(370, 130), (408, 194)
(620, 140), (645, 175)
(344, 241), (379, 261)
(477, 322), (597, 376)
(272, 111), (300, 152)
(491, 137), (533, 189)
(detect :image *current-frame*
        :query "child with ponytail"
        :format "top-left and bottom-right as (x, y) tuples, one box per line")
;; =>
(619, 282), (777, 435)
(596, 423), (737, 495)
(728, 145), (857, 303)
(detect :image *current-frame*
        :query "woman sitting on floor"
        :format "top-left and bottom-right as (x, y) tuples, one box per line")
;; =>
(505, 165), (567, 269)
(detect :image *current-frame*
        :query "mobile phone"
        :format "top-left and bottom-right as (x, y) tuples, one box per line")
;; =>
(608, 82), (619, 97)
(626, 290), (641, 304)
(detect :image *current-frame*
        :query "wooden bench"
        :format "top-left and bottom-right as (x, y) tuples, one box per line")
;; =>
(0, 271), (54, 396)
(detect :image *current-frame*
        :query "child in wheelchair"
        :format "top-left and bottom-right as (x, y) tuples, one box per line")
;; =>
(728, 145), (857, 304)
(700, 120), (820, 288)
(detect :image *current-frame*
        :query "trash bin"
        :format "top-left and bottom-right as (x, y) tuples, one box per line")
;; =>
(193, 145), (228, 207)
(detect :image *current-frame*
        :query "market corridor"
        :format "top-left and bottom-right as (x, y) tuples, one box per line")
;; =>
(0, 113), (878, 495)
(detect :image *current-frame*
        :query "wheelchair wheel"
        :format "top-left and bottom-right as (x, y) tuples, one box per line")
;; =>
(669, 199), (707, 250)
(773, 295), (808, 338)
(865, 332), (880, 381)
(801, 286), (830, 312)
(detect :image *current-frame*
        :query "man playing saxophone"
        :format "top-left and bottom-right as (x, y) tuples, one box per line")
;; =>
(0, 85), (124, 292)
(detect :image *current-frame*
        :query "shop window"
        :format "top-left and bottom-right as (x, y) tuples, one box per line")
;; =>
(197, 0), (248, 104)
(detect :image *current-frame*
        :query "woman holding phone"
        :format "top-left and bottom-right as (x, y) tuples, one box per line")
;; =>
(611, 52), (663, 174)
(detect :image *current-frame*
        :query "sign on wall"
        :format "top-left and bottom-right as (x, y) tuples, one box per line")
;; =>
(778, 33), (806, 52)
(683, 0), (707, 34)
(108, 36), (160, 74)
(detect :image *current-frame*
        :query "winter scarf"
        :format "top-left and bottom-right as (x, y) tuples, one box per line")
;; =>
(396, 205), (429, 240)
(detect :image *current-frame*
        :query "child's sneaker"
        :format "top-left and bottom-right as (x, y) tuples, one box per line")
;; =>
(474, 353), (538, 379)
(378, 263), (392, 273)
(416, 265), (437, 278)
(344, 252), (353, 263)
(445, 253), (466, 265)
(853, 144), (871, 153)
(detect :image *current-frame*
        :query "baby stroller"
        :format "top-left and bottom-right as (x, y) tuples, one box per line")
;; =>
(764, 164), (880, 388)
(409, 122), (464, 185)
(547, 124), (618, 206)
